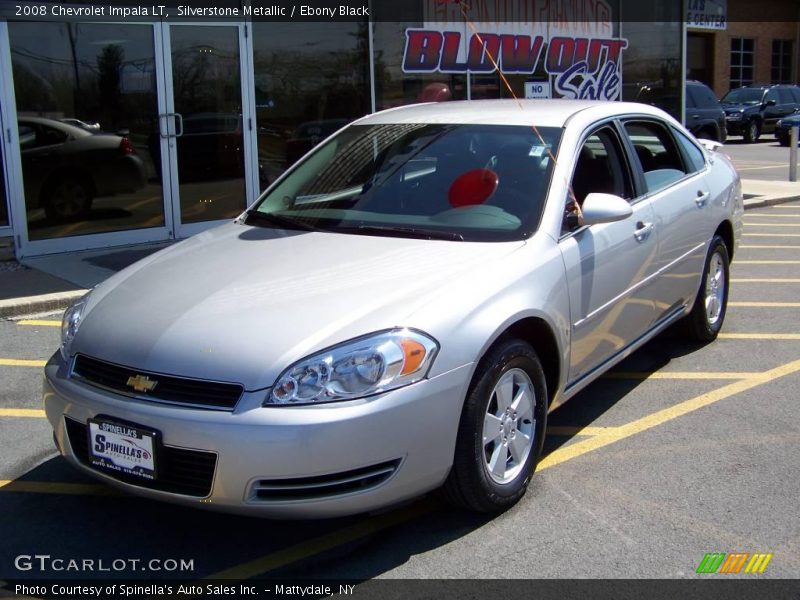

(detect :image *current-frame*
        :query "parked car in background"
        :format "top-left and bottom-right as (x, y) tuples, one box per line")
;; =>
(46, 100), (742, 518)
(636, 80), (725, 142)
(685, 80), (727, 143)
(721, 84), (800, 142)
(19, 117), (146, 221)
(774, 113), (800, 145)
(60, 118), (101, 133)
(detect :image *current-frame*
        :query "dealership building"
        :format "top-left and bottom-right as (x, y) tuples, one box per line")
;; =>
(0, 0), (794, 259)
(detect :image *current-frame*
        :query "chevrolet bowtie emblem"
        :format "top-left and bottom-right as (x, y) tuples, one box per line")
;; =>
(126, 374), (158, 393)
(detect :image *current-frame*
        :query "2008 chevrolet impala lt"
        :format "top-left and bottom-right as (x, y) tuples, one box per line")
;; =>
(44, 100), (743, 517)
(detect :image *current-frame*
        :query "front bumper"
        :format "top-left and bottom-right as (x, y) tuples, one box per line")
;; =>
(725, 118), (745, 135)
(44, 353), (472, 518)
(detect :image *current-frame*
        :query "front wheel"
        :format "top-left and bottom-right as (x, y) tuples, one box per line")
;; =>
(743, 120), (760, 143)
(443, 339), (547, 513)
(678, 235), (730, 343)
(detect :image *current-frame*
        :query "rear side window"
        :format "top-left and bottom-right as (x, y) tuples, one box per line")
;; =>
(624, 121), (687, 194)
(778, 88), (795, 104)
(693, 84), (720, 108)
(674, 129), (706, 173)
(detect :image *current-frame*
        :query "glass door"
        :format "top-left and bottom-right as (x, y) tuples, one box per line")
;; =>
(161, 24), (253, 239)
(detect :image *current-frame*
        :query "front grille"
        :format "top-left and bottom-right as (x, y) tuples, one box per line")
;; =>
(249, 459), (401, 502)
(72, 354), (243, 410)
(65, 417), (217, 498)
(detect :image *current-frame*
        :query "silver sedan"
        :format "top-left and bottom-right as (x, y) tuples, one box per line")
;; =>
(45, 100), (743, 517)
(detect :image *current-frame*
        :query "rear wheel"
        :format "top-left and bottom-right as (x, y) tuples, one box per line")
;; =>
(743, 120), (760, 143)
(44, 177), (93, 221)
(678, 235), (730, 343)
(443, 338), (547, 513)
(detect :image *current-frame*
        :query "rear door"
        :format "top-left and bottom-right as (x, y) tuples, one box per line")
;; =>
(559, 123), (659, 384)
(621, 119), (710, 323)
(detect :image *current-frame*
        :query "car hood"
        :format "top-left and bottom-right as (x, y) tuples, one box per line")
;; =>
(721, 102), (757, 113)
(73, 222), (524, 391)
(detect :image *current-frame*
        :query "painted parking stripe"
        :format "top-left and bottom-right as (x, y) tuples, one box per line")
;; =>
(537, 358), (800, 471)
(743, 233), (800, 237)
(17, 319), (60, 327)
(740, 245), (800, 249)
(0, 359), (47, 367)
(0, 408), (45, 418)
(743, 223), (800, 227)
(734, 260), (800, 264)
(729, 301), (800, 307)
(744, 213), (800, 217)
(729, 278), (800, 282)
(719, 333), (800, 340)
(603, 371), (762, 380)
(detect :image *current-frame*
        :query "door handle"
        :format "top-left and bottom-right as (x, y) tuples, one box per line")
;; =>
(696, 190), (710, 207)
(634, 221), (654, 242)
(159, 113), (183, 138)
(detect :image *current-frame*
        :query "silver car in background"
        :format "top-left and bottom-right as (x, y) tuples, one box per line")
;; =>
(45, 100), (743, 517)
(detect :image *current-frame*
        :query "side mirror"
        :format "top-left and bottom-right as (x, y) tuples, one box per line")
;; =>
(765, 99), (777, 107)
(579, 193), (633, 226)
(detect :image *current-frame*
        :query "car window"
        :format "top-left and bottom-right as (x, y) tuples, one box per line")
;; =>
(570, 126), (633, 207)
(36, 124), (68, 147)
(18, 124), (36, 150)
(686, 87), (698, 108)
(791, 88), (800, 103)
(694, 84), (720, 108)
(674, 128), (706, 173)
(624, 121), (687, 194)
(250, 123), (562, 242)
(765, 89), (780, 104)
(778, 88), (794, 104)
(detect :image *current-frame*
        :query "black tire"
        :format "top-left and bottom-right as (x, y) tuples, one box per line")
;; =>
(778, 137), (790, 147)
(743, 120), (761, 143)
(443, 338), (547, 513)
(678, 235), (730, 343)
(43, 177), (93, 221)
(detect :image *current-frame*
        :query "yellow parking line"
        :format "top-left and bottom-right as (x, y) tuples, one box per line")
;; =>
(744, 213), (800, 217)
(740, 245), (800, 249)
(604, 371), (761, 380)
(201, 499), (436, 581)
(18, 319), (60, 327)
(719, 333), (800, 340)
(0, 358), (47, 367)
(0, 408), (45, 418)
(730, 278), (800, 283)
(537, 358), (800, 471)
(729, 301), (800, 307)
(734, 260), (800, 264)
(743, 233), (800, 237)
(0, 480), (115, 495)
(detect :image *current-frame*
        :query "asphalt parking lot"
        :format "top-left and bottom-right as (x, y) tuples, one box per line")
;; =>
(1, 202), (799, 584)
(723, 136), (800, 182)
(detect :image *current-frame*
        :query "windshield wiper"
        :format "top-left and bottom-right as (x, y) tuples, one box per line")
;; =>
(244, 210), (318, 232)
(349, 224), (464, 241)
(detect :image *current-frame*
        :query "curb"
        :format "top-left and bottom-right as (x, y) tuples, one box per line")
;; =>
(743, 194), (800, 210)
(0, 290), (87, 320)
(0, 194), (797, 319)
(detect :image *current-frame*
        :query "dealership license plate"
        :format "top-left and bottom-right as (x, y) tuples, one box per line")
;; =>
(87, 418), (158, 480)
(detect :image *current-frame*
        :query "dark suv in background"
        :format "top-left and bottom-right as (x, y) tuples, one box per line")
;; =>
(685, 80), (727, 143)
(636, 80), (726, 143)
(721, 84), (800, 142)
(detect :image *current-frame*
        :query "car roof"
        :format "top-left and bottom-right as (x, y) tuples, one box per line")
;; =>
(356, 99), (669, 128)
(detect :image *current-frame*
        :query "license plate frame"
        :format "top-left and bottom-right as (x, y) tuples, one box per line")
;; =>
(87, 418), (160, 481)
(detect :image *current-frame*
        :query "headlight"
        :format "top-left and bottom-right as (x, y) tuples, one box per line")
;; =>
(726, 112), (742, 121)
(777, 119), (783, 128)
(60, 294), (89, 360)
(266, 329), (439, 406)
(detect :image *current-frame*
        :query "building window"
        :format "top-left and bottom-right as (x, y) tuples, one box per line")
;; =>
(772, 40), (793, 84)
(730, 38), (754, 88)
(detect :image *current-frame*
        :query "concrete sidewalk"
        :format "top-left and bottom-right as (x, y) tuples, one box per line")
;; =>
(0, 177), (798, 319)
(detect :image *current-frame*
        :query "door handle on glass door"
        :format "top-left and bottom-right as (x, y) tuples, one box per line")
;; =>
(696, 190), (710, 207)
(634, 221), (654, 242)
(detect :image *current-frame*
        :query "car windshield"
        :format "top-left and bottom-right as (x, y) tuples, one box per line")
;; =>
(722, 88), (764, 105)
(248, 123), (561, 242)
